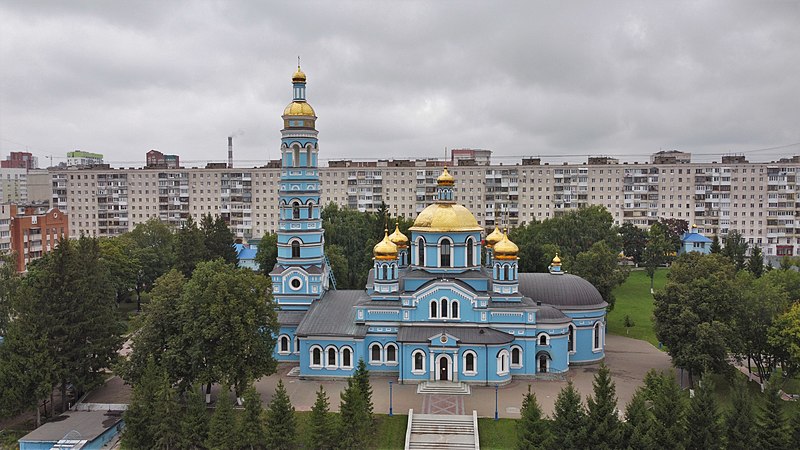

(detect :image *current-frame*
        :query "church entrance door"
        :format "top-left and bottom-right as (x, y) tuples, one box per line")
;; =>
(438, 356), (450, 381)
(539, 354), (548, 373)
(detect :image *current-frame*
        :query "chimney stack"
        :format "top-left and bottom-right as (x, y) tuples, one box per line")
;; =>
(228, 136), (233, 169)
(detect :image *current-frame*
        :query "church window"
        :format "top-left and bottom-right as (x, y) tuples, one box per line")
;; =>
(568, 325), (575, 353)
(381, 265), (387, 280)
(306, 148), (313, 167)
(511, 346), (522, 368)
(292, 202), (300, 219)
(497, 350), (509, 375)
(385, 344), (397, 363)
(341, 347), (353, 369)
(370, 343), (382, 363)
(440, 239), (451, 267)
(463, 351), (476, 374)
(417, 238), (425, 266)
(466, 238), (474, 266)
(430, 300), (438, 318)
(293, 147), (300, 167)
(294, 337), (300, 354)
(327, 347), (337, 368)
(279, 335), (290, 354)
(311, 346), (322, 367)
(538, 334), (549, 346)
(440, 298), (447, 318)
(451, 300), (459, 319)
(291, 241), (301, 258)
(504, 265), (509, 281)
(593, 322), (602, 351)
(413, 350), (425, 373)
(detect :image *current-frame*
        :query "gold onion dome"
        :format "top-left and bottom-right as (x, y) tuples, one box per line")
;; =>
(388, 223), (409, 248)
(283, 101), (315, 117)
(485, 225), (504, 248)
(552, 253), (562, 265)
(437, 167), (455, 186)
(409, 203), (483, 232)
(292, 66), (307, 82)
(493, 232), (519, 260)
(373, 228), (398, 260)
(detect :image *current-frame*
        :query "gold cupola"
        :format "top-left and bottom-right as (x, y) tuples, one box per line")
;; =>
(373, 228), (398, 260)
(388, 223), (409, 248)
(292, 66), (307, 83)
(551, 252), (562, 266)
(437, 167), (455, 186)
(284, 65), (316, 118)
(410, 167), (482, 233)
(485, 225), (504, 248)
(493, 231), (519, 260)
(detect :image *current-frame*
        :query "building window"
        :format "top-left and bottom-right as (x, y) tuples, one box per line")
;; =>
(292, 201), (300, 219)
(466, 237), (475, 267)
(341, 347), (353, 369)
(278, 335), (290, 354)
(430, 300), (438, 318)
(327, 346), (338, 368)
(440, 298), (447, 318)
(381, 265), (387, 280)
(593, 322), (603, 351)
(463, 351), (476, 375)
(294, 337), (300, 354)
(511, 346), (522, 368)
(497, 350), (509, 376)
(417, 238), (425, 266)
(451, 300), (459, 319)
(440, 239), (451, 267)
(538, 334), (549, 346)
(311, 346), (322, 367)
(568, 325), (575, 353)
(412, 350), (426, 374)
(291, 241), (301, 258)
(385, 344), (397, 364)
(504, 265), (509, 281)
(370, 343), (382, 364)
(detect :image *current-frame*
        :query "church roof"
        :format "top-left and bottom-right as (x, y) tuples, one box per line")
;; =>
(682, 232), (712, 243)
(295, 290), (369, 337)
(518, 273), (606, 310)
(270, 264), (324, 276)
(397, 325), (515, 345)
(277, 310), (307, 326)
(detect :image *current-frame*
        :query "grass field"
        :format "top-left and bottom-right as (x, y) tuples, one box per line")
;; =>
(478, 418), (518, 450)
(606, 268), (668, 347)
(295, 411), (408, 450)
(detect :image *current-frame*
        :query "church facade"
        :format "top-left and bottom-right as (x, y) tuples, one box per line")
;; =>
(271, 67), (607, 384)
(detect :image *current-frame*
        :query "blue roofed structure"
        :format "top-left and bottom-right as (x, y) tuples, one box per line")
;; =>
(679, 226), (713, 255)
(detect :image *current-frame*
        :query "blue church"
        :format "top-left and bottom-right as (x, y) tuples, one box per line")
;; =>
(271, 66), (607, 385)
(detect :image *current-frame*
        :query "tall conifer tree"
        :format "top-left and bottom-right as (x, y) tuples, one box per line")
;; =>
(517, 385), (551, 450)
(685, 375), (723, 450)
(549, 381), (585, 449)
(152, 370), (182, 450)
(646, 372), (686, 450)
(724, 380), (758, 450)
(353, 358), (374, 419)
(265, 379), (296, 450)
(308, 385), (335, 450)
(622, 388), (655, 450)
(237, 384), (267, 450)
(338, 379), (371, 450)
(758, 380), (789, 450)
(585, 364), (621, 449)
(181, 386), (209, 449)
(122, 359), (160, 449)
(206, 386), (237, 450)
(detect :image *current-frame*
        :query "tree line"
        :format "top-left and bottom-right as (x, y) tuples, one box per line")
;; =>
(516, 364), (800, 450)
(122, 358), (377, 450)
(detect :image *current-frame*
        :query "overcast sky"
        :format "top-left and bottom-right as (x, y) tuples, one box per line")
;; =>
(1, 0), (799, 167)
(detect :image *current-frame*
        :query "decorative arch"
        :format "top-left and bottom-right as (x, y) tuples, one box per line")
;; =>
(278, 335), (291, 354)
(538, 333), (550, 346)
(451, 299), (460, 319)
(462, 350), (477, 375)
(438, 237), (452, 267)
(310, 345), (323, 368)
(385, 343), (398, 364)
(292, 145), (301, 168)
(325, 345), (338, 368)
(496, 349), (510, 376)
(429, 300), (438, 319)
(466, 237), (475, 267)
(340, 346), (353, 369)
(593, 321), (603, 351)
(510, 345), (523, 368)
(369, 342), (383, 364)
(417, 237), (426, 266)
(291, 240), (301, 258)
(536, 351), (552, 373)
(292, 201), (301, 219)
(412, 349), (426, 374)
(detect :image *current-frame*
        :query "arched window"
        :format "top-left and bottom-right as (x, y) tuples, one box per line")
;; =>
(539, 334), (549, 346)
(306, 148), (313, 167)
(464, 351), (476, 374)
(440, 239), (451, 267)
(279, 335), (290, 354)
(327, 347), (337, 368)
(341, 347), (353, 369)
(370, 343), (382, 364)
(504, 265), (509, 281)
(430, 300), (438, 318)
(413, 350), (425, 373)
(292, 202), (300, 219)
(385, 344), (397, 363)
(390, 265), (395, 279)
(311, 346), (322, 367)
(294, 337), (300, 354)
(511, 346), (522, 368)
(594, 322), (602, 350)
(291, 240), (301, 258)
(381, 265), (387, 280)
(568, 325), (575, 353)
(440, 298), (448, 318)
(417, 238), (425, 266)
(451, 300), (459, 319)
(497, 350), (509, 375)
(293, 147), (300, 167)
(466, 238), (474, 267)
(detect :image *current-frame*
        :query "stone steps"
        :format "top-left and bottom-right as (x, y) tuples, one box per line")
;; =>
(416, 381), (471, 395)
(406, 410), (479, 450)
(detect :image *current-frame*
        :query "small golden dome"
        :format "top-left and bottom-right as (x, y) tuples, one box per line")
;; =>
(485, 225), (504, 248)
(494, 233), (519, 260)
(410, 203), (483, 232)
(283, 101), (316, 117)
(292, 66), (306, 83)
(552, 252), (562, 265)
(437, 167), (455, 186)
(388, 223), (409, 248)
(373, 228), (398, 260)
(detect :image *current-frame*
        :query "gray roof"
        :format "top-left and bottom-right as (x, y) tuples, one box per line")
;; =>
(19, 411), (123, 442)
(518, 273), (606, 309)
(270, 264), (323, 276)
(397, 325), (515, 345)
(295, 290), (369, 338)
(278, 310), (307, 326)
(535, 305), (572, 323)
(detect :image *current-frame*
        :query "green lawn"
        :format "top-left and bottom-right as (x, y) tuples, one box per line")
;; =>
(478, 418), (518, 450)
(295, 411), (408, 450)
(607, 268), (668, 347)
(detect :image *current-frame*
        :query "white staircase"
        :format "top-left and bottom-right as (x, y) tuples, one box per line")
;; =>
(405, 409), (479, 450)
(416, 381), (471, 395)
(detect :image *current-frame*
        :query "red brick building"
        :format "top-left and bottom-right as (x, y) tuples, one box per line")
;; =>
(146, 150), (180, 169)
(6, 205), (68, 272)
(1, 151), (37, 169)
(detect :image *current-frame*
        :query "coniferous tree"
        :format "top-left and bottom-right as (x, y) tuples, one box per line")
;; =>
(206, 386), (237, 450)
(152, 370), (182, 450)
(790, 409), (800, 449)
(182, 385), (209, 450)
(201, 213), (238, 264)
(622, 388), (655, 450)
(517, 385), (551, 450)
(647, 372), (686, 450)
(174, 215), (206, 276)
(237, 384), (266, 450)
(308, 385), (335, 450)
(353, 358), (374, 419)
(725, 380), (758, 450)
(710, 235), (722, 254)
(685, 375), (723, 450)
(338, 379), (371, 450)
(549, 381), (585, 449)
(758, 380), (790, 450)
(584, 364), (621, 449)
(265, 379), (296, 450)
(122, 359), (161, 450)
(748, 246), (765, 277)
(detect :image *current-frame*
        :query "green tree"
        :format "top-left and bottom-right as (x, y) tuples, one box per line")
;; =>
(237, 384), (266, 450)
(308, 385), (335, 450)
(769, 301), (800, 377)
(685, 374), (723, 450)
(623, 315), (635, 335)
(584, 363), (621, 449)
(658, 217), (689, 254)
(644, 222), (671, 291)
(790, 409), (800, 449)
(254, 232), (278, 275)
(338, 379), (371, 450)
(98, 237), (140, 303)
(0, 251), (18, 336)
(201, 213), (238, 265)
(265, 379), (296, 450)
(748, 246), (764, 277)
(182, 386), (209, 449)
(724, 379), (758, 450)
(174, 215), (206, 277)
(537, 205), (621, 262)
(353, 358), (374, 419)
(622, 388), (654, 450)
(710, 235), (722, 253)
(646, 372), (686, 450)
(0, 317), (53, 426)
(325, 243), (349, 289)
(517, 385), (551, 450)
(153, 369), (183, 450)
(758, 380), (790, 450)
(126, 218), (176, 309)
(122, 359), (161, 450)
(619, 222), (647, 264)
(206, 386), (237, 450)
(722, 230), (749, 271)
(570, 240), (629, 309)
(549, 381), (585, 449)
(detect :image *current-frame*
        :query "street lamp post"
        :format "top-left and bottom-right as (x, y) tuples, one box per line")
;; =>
(494, 384), (499, 421)
(389, 380), (393, 417)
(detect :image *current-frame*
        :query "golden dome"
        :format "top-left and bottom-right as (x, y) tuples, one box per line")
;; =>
(388, 223), (409, 248)
(493, 233), (519, 260)
(373, 228), (398, 260)
(292, 66), (306, 83)
(552, 252), (562, 265)
(283, 101), (316, 117)
(437, 167), (455, 186)
(409, 203), (483, 232)
(485, 225), (504, 248)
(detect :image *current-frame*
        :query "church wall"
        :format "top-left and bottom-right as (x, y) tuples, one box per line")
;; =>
(274, 327), (301, 362)
(298, 337), (364, 378)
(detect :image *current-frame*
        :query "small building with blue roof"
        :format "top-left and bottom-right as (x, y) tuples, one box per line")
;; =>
(679, 225), (713, 255)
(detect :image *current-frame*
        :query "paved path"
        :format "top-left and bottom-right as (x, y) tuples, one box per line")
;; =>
(422, 395), (466, 415)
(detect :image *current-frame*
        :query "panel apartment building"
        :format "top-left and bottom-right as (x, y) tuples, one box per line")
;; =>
(47, 150), (800, 258)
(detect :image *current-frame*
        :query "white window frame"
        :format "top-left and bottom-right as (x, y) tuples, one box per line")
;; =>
(416, 237), (426, 266)
(384, 343), (398, 365)
(538, 333), (549, 346)
(593, 322), (603, 352)
(462, 350), (477, 376)
(325, 345), (338, 369)
(310, 345), (323, 369)
(278, 335), (291, 355)
(369, 343), (383, 365)
(438, 237), (453, 268)
(496, 349), (510, 376)
(510, 345), (523, 369)
(429, 299), (439, 319)
(412, 349), (426, 374)
(340, 346), (354, 369)
(450, 299), (460, 319)
(568, 324), (576, 354)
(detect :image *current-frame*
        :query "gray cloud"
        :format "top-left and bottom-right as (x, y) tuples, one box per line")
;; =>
(1, 0), (799, 167)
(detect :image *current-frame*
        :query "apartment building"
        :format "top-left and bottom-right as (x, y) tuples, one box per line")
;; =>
(0, 203), (68, 272)
(42, 152), (800, 258)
